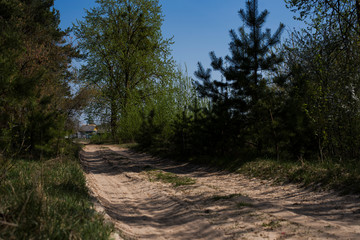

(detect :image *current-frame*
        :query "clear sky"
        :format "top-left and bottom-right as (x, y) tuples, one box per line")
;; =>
(54, 0), (305, 79)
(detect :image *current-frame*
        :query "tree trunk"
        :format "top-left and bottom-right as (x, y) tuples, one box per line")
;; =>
(269, 108), (279, 160)
(356, 0), (360, 34)
(110, 101), (117, 141)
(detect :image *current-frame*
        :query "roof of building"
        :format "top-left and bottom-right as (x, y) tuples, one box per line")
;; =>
(79, 124), (97, 132)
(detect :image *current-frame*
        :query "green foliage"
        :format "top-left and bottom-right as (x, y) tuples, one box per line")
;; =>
(74, 0), (176, 140)
(0, 0), (79, 158)
(133, 65), (204, 151)
(165, 0), (360, 165)
(0, 154), (113, 239)
(90, 133), (114, 144)
(285, 0), (359, 36)
(282, 0), (360, 160)
(169, 0), (284, 158)
(136, 110), (163, 148)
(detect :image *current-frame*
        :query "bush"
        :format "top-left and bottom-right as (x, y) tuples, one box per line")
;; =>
(90, 133), (113, 144)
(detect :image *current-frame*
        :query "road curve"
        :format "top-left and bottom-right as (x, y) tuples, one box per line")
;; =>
(80, 144), (360, 240)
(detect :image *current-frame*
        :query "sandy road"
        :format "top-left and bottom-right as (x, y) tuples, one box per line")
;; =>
(80, 144), (360, 239)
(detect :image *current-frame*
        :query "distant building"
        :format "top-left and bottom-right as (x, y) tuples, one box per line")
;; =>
(78, 124), (97, 139)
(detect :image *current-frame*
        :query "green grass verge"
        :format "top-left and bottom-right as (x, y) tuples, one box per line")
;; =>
(131, 144), (360, 195)
(146, 169), (196, 187)
(237, 158), (360, 194)
(0, 156), (113, 239)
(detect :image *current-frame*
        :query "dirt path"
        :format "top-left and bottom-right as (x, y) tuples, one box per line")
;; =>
(80, 144), (360, 239)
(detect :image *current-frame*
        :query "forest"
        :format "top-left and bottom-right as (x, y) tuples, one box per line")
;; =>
(1, 0), (360, 238)
(74, 0), (360, 163)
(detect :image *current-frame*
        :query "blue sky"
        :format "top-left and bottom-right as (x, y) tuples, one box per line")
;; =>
(54, 0), (305, 79)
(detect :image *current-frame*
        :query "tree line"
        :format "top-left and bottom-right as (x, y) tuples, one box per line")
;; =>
(0, 0), (89, 159)
(1, 0), (360, 165)
(133, 0), (360, 162)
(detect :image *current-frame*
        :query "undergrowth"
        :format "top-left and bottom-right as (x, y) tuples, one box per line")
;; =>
(236, 158), (360, 194)
(189, 154), (360, 194)
(135, 144), (360, 195)
(89, 133), (114, 144)
(0, 144), (113, 239)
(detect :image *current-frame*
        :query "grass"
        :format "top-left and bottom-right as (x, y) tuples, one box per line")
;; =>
(236, 158), (360, 194)
(167, 151), (360, 195)
(211, 194), (253, 208)
(0, 148), (113, 239)
(212, 193), (243, 201)
(262, 220), (281, 230)
(131, 144), (360, 195)
(146, 169), (196, 187)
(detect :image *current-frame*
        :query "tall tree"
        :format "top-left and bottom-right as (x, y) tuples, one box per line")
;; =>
(283, 0), (360, 160)
(195, 0), (284, 155)
(0, 0), (78, 157)
(73, 0), (175, 140)
(285, 0), (360, 37)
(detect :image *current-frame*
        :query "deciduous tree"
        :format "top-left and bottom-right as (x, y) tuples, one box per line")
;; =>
(73, 0), (175, 140)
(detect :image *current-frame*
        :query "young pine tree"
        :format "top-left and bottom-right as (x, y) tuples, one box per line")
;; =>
(195, 0), (284, 155)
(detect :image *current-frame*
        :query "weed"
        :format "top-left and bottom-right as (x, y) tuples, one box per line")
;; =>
(146, 170), (195, 187)
(262, 220), (281, 230)
(212, 193), (243, 201)
(236, 202), (254, 208)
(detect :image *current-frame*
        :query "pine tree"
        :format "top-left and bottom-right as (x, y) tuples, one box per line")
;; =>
(195, 0), (284, 155)
(1, 0), (78, 157)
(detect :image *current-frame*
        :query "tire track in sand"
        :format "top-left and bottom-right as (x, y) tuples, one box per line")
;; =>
(80, 144), (360, 239)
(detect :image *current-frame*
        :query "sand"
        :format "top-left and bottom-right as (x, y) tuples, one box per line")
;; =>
(80, 144), (360, 239)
